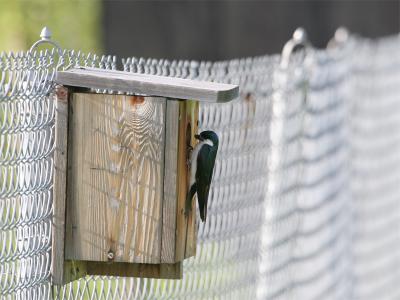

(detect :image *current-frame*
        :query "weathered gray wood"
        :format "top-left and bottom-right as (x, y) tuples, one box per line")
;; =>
(51, 86), (69, 285)
(65, 93), (165, 264)
(55, 67), (238, 103)
(161, 100), (180, 263)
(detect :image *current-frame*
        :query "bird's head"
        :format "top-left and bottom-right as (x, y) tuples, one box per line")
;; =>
(195, 131), (219, 148)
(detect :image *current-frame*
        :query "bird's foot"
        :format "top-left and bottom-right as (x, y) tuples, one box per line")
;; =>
(186, 145), (193, 167)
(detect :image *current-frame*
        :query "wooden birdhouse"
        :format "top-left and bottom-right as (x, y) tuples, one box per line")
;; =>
(51, 67), (238, 284)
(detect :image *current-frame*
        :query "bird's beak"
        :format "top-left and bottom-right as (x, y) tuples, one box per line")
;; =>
(195, 134), (204, 141)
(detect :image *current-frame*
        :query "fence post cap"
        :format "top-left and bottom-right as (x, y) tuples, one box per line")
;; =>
(40, 27), (52, 40)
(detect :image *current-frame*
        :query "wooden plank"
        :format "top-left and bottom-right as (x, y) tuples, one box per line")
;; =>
(185, 100), (198, 257)
(60, 260), (181, 283)
(64, 92), (83, 264)
(175, 100), (198, 261)
(161, 99), (196, 263)
(65, 93), (165, 264)
(161, 100), (179, 263)
(85, 261), (182, 279)
(51, 86), (69, 285)
(63, 89), (87, 285)
(55, 67), (239, 103)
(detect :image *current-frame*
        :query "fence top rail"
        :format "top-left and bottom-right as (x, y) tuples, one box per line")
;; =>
(55, 67), (239, 103)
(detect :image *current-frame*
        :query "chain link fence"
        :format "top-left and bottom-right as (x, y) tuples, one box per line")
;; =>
(1, 33), (400, 299)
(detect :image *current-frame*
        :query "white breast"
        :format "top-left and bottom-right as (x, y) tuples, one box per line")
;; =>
(189, 139), (212, 185)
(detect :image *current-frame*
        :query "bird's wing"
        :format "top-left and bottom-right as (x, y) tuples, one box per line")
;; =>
(196, 145), (217, 222)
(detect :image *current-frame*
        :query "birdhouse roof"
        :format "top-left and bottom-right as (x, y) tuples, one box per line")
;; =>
(55, 67), (239, 103)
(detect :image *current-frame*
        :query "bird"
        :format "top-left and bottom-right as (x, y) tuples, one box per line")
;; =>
(185, 130), (219, 222)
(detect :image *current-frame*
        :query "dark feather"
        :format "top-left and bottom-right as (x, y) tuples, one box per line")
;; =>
(196, 144), (217, 222)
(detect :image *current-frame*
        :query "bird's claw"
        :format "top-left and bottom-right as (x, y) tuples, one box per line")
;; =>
(187, 145), (193, 167)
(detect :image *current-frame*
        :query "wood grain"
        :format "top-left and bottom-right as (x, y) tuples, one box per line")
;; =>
(51, 86), (69, 285)
(185, 100), (198, 257)
(55, 67), (239, 103)
(161, 100), (179, 263)
(175, 100), (198, 261)
(65, 93), (166, 264)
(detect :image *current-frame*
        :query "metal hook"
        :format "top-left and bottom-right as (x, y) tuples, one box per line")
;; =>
(327, 27), (349, 49)
(29, 27), (63, 56)
(280, 27), (310, 69)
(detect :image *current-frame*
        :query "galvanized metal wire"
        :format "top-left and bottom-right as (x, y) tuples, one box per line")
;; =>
(351, 37), (400, 300)
(2, 33), (400, 300)
(0, 49), (115, 299)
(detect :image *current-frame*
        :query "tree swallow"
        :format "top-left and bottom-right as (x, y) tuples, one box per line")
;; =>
(185, 130), (219, 222)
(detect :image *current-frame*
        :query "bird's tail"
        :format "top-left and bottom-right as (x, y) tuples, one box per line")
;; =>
(185, 184), (197, 216)
(199, 197), (208, 222)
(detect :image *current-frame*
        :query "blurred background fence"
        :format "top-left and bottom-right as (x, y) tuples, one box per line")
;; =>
(3, 1), (400, 299)
(2, 29), (400, 300)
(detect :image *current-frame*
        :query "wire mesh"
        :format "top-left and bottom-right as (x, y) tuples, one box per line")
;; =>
(351, 37), (400, 300)
(0, 49), (115, 299)
(1, 34), (400, 300)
